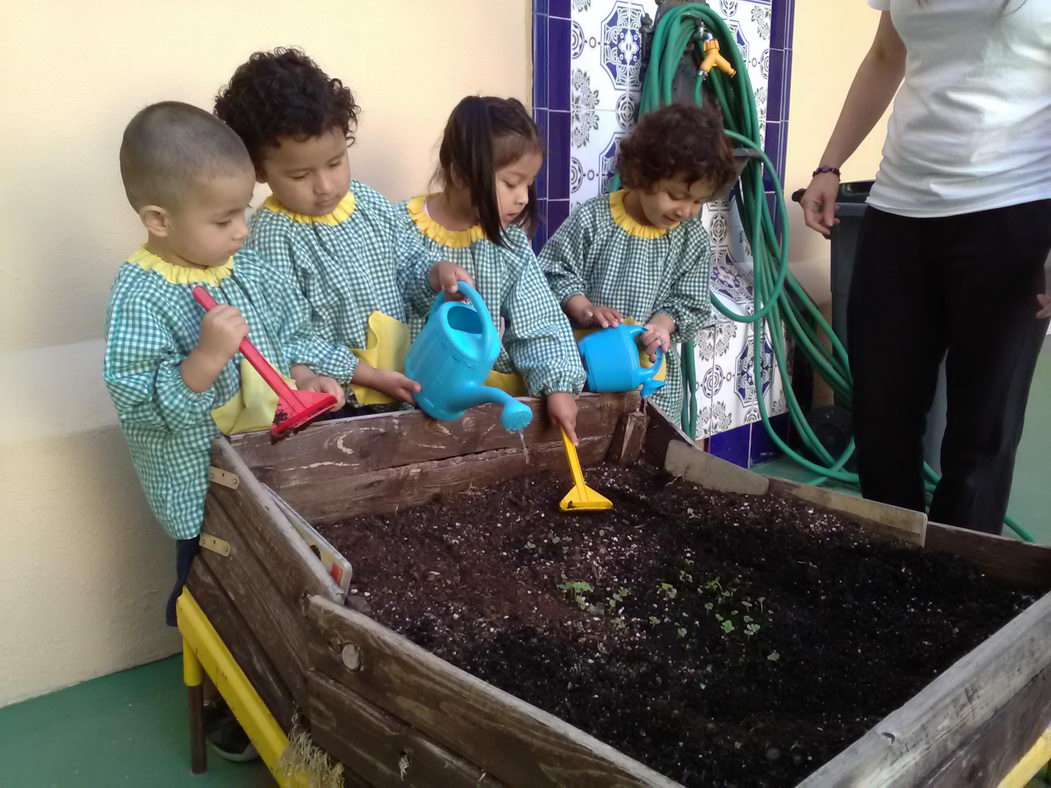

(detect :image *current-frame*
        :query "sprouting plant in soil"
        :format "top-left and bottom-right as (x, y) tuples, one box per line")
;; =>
(556, 579), (594, 611)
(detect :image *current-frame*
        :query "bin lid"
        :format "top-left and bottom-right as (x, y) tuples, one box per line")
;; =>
(837, 180), (874, 204)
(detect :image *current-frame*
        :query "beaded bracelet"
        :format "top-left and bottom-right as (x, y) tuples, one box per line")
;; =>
(813, 166), (841, 178)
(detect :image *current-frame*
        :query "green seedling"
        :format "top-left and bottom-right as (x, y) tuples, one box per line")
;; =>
(721, 619), (735, 634)
(767, 651), (780, 662)
(658, 582), (678, 600)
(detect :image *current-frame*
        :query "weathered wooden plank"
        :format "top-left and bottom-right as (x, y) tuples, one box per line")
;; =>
(305, 596), (677, 787)
(664, 439), (771, 496)
(185, 558), (297, 732)
(924, 521), (1051, 589)
(199, 495), (314, 709)
(767, 478), (927, 546)
(641, 401), (692, 466)
(230, 393), (638, 482)
(209, 438), (341, 604)
(799, 591), (1051, 787)
(286, 435), (612, 524)
(308, 671), (502, 787)
(607, 410), (648, 465)
(924, 661), (1051, 787)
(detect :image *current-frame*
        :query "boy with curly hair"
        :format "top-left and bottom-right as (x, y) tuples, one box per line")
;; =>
(538, 103), (735, 425)
(215, 48), (469, 408)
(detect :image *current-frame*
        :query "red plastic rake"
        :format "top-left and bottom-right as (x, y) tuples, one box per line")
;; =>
(192, 286), (336, 439)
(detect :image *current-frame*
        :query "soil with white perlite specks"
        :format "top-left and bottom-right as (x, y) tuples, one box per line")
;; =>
(320, 463), (1043, 786)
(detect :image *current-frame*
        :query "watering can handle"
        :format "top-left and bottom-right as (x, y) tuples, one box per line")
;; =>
(430, 281), (498, 358)
(625, 324), (664, 383)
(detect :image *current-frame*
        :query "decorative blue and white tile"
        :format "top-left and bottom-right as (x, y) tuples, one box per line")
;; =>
(571, 108), (627, 205)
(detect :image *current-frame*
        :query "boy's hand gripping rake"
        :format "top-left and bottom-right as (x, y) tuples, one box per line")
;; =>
(192, 286), (336, 439)
(558, 430), (613, 511)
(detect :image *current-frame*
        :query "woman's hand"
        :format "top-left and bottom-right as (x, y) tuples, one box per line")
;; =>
(800, 173), (842, 238)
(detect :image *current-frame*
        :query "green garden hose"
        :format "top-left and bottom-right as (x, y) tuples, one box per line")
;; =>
(628, 3), (1033, 541)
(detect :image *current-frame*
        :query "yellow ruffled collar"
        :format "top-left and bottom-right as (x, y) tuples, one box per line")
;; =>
(407, 194), (487, 249)
(609, 190), (671, 239)
(261, 192), (357, 226)
(128, 247), (233, 285)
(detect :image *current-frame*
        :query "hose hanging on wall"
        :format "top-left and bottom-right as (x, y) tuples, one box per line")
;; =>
(624, 2), (1032, 541)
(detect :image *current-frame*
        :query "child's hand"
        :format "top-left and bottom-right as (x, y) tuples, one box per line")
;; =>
(290, 365), (346, 409)
(181, 305), (249, 392)
(198, 304), (249, 364)
(429, 261), (475, 301)
(641, 314), (675, 361)
(373, 370), (422, 404)
(1038, 293), (1051, 319)
(566, 295), (623, 328)
(547, 392), (579, 445)
(354, 362), (422, 405)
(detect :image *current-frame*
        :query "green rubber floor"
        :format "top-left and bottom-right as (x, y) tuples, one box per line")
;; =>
(0, 656), (269, 787)
(0, 348), (1047, 787)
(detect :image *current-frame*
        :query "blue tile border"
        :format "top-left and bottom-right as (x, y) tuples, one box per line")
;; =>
(709, 422), (752, 468)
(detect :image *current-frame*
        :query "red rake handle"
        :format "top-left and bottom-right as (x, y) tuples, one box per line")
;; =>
(191, 286), (297, 401)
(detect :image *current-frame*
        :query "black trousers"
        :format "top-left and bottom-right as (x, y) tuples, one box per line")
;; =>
(848, 200), (1051, 535)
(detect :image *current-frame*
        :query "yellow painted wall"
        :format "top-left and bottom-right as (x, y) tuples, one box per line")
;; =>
(0, 0), (530, 708)
(785, 1), (890, 298)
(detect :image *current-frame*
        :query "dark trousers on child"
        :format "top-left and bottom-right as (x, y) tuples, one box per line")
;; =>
(847, 200), (1051, 535)
(166, 538), (200, 626)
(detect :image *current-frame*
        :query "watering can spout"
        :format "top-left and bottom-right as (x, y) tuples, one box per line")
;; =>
(460, 385), (534, 432)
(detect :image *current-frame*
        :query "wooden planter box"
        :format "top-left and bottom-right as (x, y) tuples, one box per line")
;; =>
(189, 392), (1051, 787)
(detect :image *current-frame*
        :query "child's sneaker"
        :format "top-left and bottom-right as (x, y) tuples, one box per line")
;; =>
(203, 699), (260, 762)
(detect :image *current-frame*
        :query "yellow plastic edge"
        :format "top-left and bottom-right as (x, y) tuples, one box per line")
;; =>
(177, 588), (300, 786)
(998, 728), (1051, 788)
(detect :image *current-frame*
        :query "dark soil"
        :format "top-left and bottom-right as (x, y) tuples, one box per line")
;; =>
(319, 463), (1043, 786)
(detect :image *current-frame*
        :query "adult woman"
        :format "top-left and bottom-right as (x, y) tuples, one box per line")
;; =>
(799, 0), (1051, 534)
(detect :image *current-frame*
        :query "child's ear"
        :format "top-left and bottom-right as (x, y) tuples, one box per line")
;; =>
(139, 205), (170, 237)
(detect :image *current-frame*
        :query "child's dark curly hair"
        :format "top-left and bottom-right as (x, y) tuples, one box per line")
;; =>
(214, 48), (360, 165)
(618, 103), (735, 193)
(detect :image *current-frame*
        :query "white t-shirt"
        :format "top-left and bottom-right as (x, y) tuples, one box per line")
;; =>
(867, 0), (1051, 217)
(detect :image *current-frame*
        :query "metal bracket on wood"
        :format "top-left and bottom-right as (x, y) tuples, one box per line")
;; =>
(208, 466), (239, 489)
(199, 533), (231, 557)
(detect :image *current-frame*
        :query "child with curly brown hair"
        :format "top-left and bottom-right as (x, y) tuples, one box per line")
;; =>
(538, 103), (735, 425)
(215, 48), (469, 408)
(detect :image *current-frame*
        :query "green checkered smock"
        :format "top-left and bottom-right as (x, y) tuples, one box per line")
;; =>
(103, 247), (357, 539)
(246, 181), (437, 396)
(398, 195), (585, 397)
(538, 190), (713, 424)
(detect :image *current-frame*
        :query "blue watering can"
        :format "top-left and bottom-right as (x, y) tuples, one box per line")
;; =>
(405, 282), (533, 431)
(578, 325), (666, 399)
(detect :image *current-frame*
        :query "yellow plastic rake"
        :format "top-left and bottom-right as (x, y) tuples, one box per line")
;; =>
(558, 430), (613, 511)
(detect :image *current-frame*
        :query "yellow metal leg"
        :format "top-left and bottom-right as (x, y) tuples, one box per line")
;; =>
(177, 588), (295, 785)
(999, 728), (1051, 788)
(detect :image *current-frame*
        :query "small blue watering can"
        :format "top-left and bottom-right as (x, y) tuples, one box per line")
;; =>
(578, 325), (666, 399)
(405, 282), (533, 431)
